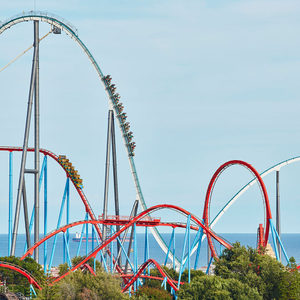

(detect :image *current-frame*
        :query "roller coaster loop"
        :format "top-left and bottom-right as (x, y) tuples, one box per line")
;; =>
(203, 160), (272, 257)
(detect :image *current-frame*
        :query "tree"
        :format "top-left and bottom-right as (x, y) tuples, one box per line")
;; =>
(177, 275), (262, 300)
(37, 265), (129, 300)
(214, 242), (300, 299)
(134, 286), (172, 300)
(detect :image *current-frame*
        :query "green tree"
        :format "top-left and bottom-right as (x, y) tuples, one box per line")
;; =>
(37, 265), (129, 300)
(177, 275), (262, 300)
(214, 242), (300, 299)
(135, 286), (172, 300)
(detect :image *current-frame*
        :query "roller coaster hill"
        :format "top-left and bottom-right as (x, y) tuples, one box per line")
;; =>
(0, 10), (297, 297)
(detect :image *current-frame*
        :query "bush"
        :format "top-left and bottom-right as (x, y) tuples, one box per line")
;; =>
(135, 286), (172, 300)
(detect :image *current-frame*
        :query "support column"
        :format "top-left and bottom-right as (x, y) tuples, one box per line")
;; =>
(22, 178), (31, 250)
(111, 113), (121, 265)
(34, 20), (40, 262)
(8, 152), (13, 256)
(207, 237), (211, 275)
(44, 156), (48, 273)
(103, 110), (113, 256)
(11, 22), (38, 256)
(276, 170), (281, 261)
(125, 200), (139, 274)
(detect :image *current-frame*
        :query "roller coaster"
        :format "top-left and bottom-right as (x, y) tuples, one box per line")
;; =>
(0, 11), (296, 297)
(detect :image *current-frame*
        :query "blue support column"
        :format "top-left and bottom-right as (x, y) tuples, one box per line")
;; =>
(43, 156), (48, 273)
(48, 178), (69, 268)
(63, 232), (72, 268)
(161, 276), (167, 290)
(270, 219), (279, 261)
(144, 227), (149, 278)
(144, 227), (149, 262)
(194, 222), (204, 270)
(187, 218), (191, 283)
(76, 212), (88, 257)
(164, 228), (175, 266)
(177, 214), (191, 289)
(133, 223), (137, 291)
(206, 256), (213, 274)
(110, 225), (113, 273)
(271, 220), (289, 264)
(182, 226), (203, 272)
(63, 178), (70, 264)
(30, 284), (36, 297)
(8, 152), (13, 256)
(66, 178), (70, 260)
(86, 213), (89, 257)
(92, 223), (95, 252)
(173, 228), (176, 270)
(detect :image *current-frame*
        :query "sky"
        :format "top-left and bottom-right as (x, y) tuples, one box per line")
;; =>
(1, 0), (300, 239)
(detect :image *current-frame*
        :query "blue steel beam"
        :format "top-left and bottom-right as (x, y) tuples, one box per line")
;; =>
(43, 156), (47, 273)
(178, 214), (191, 289)
(48, 178), (69, 268)
(76, 212), (88, 257)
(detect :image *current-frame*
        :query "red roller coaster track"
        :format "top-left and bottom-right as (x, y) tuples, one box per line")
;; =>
(0, 147), (102, 240)
(51, 204), (231, 284)
(21, 219), (202, 260)
(0, 262), (42, 290)
(0, 149), (275, 293)
(122, 259), (179, 292)
(203, 160), (272, 258)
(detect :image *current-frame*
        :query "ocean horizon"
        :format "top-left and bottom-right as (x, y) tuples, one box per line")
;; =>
(0, 233), (299, 268)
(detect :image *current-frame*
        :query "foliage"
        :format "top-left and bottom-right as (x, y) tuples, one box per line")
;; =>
(37, 265), (129, 300)
(214, 242), (300, 300)
(177, 275), (262, 300)
(0, 256), (45, 296)
(134, 285), (172, 300)
(58, 256), (101, 276)
(142, 264), (204, 291)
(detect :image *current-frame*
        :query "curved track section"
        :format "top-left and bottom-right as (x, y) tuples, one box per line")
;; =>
(203, 160), (272, 256)
(21, 218), (203, 260)
(0, 11), (176, 266)
(51, 204), (231, 284)
(209, 156), (300, 230)
(0, 261), (42, 289)
(122, 259), (179, 292)
(0, 146), (102, 240)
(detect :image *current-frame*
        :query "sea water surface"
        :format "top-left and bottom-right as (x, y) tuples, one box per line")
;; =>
(0, 233), (299, 268)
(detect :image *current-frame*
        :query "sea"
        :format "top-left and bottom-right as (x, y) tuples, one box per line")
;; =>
(0, 233), (299, 268)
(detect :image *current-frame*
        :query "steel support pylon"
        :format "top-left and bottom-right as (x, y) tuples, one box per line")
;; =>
(102, 109), (121, 266)
(11, 21), (40, 262)
(276, 170), (281, 261)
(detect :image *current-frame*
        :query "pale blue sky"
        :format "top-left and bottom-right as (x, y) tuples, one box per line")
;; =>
(1, 1), (300, 238)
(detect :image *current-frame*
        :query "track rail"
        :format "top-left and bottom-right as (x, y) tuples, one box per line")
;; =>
(0, 261), (42, 290)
